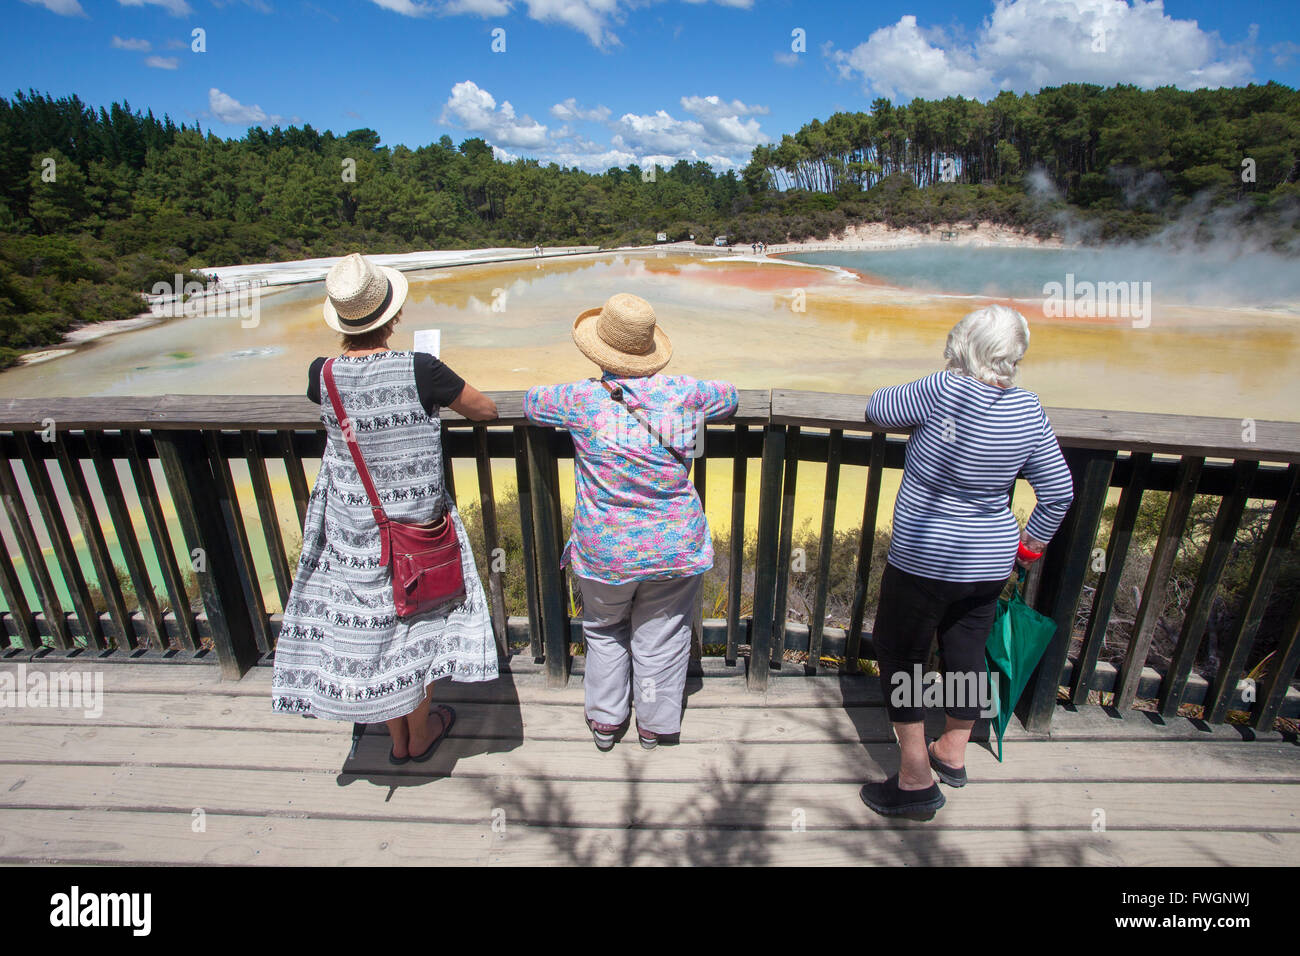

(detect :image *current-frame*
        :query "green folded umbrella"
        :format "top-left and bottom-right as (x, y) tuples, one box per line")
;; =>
(984, 568), (1058, 762)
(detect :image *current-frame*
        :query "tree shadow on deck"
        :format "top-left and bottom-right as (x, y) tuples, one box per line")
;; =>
(333, 660), (525, 792)
(461, 671), (1101, 866)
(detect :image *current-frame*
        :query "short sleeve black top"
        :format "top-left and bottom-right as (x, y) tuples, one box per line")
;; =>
(307, 353), (467, 415)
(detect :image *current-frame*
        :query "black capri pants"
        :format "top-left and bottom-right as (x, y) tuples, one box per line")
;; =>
(872, 561), (1006, 723)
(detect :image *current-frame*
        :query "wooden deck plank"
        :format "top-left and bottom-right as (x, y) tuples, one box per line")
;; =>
(7, 662), (1290, 724)
(1, 764), (1296, 833)
(0, 808), (1295, 866)
(0, 692), (1291, 744)
(2, 723), (1298, 783)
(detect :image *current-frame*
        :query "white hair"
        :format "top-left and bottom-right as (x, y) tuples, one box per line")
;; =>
(943, 304), (1030, 388)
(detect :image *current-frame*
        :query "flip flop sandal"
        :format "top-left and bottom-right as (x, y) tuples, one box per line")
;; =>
(411, 705), (456, 763)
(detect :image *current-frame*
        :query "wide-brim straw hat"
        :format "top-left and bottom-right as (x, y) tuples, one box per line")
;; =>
(572, 292), (672, 376)
(323, 252), (409, 335)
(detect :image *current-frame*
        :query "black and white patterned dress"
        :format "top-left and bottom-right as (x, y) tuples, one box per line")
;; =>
(271, 350), (498, 722)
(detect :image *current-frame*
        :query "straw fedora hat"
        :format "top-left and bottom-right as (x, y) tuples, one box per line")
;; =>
(572, 293), (673, 376)
(323, 253), (409, 335)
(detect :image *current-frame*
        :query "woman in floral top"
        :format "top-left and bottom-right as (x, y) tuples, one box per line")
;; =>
(525, 293), (738, 751)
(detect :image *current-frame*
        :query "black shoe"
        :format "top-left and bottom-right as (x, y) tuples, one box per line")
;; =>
(927, 739), (968, 787)
(859, 775), (946, 816)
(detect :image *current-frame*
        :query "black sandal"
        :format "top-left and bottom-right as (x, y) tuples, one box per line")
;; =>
(411, 705), (455, 763)
(859, 775), (946, 816)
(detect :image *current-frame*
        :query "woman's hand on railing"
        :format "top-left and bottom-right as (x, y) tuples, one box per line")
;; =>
(449, 384), (498, 421)
(1017, 527), (1048, 568)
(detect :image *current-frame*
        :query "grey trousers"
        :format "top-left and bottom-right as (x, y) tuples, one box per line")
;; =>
(577, 573), (703, 735)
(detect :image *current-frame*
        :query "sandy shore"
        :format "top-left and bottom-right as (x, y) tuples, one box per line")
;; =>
(760, 220), (1070, 254)
(194, 245), (602, 288)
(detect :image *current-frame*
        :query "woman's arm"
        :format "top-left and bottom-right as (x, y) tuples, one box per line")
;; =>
(1020, 413), (1075, 551)
(865, 371), (944, 427)
(695, 380), (739, 421)
(523, 383), (577, 428)
(448, 383), (498, 421)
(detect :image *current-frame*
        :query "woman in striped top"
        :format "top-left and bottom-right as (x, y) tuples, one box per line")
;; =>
(859, 304), (1075, 816)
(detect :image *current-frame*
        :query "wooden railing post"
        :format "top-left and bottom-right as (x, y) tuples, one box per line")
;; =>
(525, 425), (570, 687)
(154, 430), (261, 679)
(1115, 455), (1205, 711)
(1021, 447), (1115, 733)
(846, 432), (886, 673)
(512, 426), (544, 660)
(724, 424), (748, 667)
(748, 424), (786, 690)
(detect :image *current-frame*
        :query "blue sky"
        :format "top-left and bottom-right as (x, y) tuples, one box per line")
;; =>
(7, 0), (1300, 171)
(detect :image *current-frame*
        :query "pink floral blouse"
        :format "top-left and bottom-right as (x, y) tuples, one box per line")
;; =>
(524, 372), (739, 584)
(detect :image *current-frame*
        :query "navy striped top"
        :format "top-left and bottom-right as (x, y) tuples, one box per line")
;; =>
(866, 370), (1075, 582)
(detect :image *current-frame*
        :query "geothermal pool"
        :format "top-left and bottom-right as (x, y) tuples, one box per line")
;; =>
(3, 246), (1298, 614)
(4, 247), (1297, 420)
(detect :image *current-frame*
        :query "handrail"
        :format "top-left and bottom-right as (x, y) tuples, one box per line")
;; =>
(1, 390), (1297, 736)
(1, 392), (1297, 461)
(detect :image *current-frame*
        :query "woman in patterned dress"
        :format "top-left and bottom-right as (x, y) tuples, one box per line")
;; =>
(271, 253), (500, 764)
(525, 293), (738, 751)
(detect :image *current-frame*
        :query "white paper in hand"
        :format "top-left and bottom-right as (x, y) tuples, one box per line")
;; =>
(413, 329), (441, 358)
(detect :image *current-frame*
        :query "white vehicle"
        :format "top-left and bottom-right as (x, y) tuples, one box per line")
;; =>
(713, 235), (729, 247)
(655, 232), (669, 243)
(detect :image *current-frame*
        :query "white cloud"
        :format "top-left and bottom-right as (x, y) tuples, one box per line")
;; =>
(550, 98), (612, 122)
(829, 0), (1255, 102)
(117, 0), (195, 16)
(146, 55), (179, 69)
(1272, 41), (1300, 67)
(366, 0), (432, 16)
(443, 0), (509, 13)
(679, 95), (769, 118)
(773, 51), (799, 67)
(112, 36), (152, 51)
(365, 0), (752, 48)
(440, 81), (764, 171)
(613, 96), (768, 160)
(20, 0), (86, 15)
(441, 80), (550, 148)
(208, 88), (284, 126)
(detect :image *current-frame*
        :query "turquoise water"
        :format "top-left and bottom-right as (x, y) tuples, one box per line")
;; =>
(787, 245), (1300, 309)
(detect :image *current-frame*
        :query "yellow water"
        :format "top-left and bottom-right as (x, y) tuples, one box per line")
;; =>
(4, 250), (1297, 614)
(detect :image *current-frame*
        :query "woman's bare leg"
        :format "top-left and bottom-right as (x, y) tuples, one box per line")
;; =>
(894, 720), (934, 790)
(386, 715), (410, 759)
(931, 715), (974, 769)
(406, 681), (445, 755)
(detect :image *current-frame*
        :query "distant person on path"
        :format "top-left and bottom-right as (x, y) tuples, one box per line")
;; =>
(271, 253), (500, 764)
(524, 293), (738, 752)
(859, 303), (1074, 816)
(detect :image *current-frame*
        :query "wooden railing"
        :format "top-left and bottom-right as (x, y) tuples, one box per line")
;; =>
(0, 393), (1297, 734)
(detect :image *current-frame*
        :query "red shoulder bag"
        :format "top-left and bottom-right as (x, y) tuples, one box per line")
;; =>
(323, 358), (466, 616)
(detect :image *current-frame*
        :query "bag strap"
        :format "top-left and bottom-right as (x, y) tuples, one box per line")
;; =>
(323, 358), (387, 523)
(596, 378), (690, 470)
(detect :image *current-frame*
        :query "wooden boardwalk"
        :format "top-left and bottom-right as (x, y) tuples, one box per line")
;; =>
(1, 659), (1297, 866)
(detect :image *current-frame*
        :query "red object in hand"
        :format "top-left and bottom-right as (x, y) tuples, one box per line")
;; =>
(1017, 541), (1044, 564)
